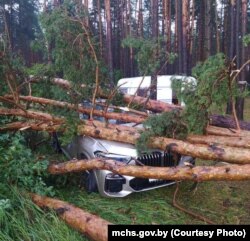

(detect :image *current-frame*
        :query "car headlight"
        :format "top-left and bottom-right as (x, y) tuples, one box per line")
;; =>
(94, 152), (132, 164)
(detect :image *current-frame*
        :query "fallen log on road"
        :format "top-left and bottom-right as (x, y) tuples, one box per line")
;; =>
(48, 158), (250, 181)
(31, 193), (111, 241)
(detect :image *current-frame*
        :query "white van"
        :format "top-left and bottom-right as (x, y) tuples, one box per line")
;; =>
(117, 75), (196, 105)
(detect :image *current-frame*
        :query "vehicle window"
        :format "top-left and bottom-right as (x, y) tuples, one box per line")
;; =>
(137, 88), (148, 97)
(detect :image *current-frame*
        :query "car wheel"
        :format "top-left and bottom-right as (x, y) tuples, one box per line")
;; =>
(78, 153), (98, 193)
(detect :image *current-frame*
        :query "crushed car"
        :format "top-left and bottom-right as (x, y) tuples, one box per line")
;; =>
(59, 75), (196, 197)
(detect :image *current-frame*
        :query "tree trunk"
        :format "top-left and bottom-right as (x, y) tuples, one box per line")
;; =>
(197, 0), (206, 61)
(205, 0), (212, 58)
(97, 0), (103, 57)
(235, 0), (245, 120)
(182, 0), (188, 74)
(187, 134), (250, 149)
(150, 0), (159, 100)
(206, 126), (250, 138)
(177, 0), (183, 73)
(48, 158), (250, 182)
(3, 96), (146, 124)
(137, 0), (144, 38)
(78, 124), (250, 164)
(0, 107), (63, 123)
(151, 0), (159, 39)
(2, 117), (250, 164)
(0, 121), (61, 132)
(122, 93), (182, 112)
(226, 0), (236, 115)
(31, 193), (111, 241)
(209, 114), (250, 131)
(104, 0), (114, 86)
(4, 94), (250, 130)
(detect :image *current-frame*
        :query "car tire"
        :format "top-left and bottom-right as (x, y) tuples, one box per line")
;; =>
(84, 171), (98, 193)
(78, 153), (98, 193)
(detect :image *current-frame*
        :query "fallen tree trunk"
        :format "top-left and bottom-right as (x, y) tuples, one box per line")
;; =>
(0, 121), (61, 132)
(210, 114), (250, 131)
(5, 95), (250, 132)
(0, 107), (63, 123)
(3, 120), (249, 151)
(0, 120), (140, 136)
(29, 76), (73, 90)
(187, 134), (250, 149)
(122, 94), (182, 112)
(29, 76), (181, 113)
(2, 113), (250, 164)
(48, 158), (250, 181)
(206, 126), (250, 138)
(78, 124), (250, 164)
(4, 95), (146, 124)
(31, 193), (111, 241)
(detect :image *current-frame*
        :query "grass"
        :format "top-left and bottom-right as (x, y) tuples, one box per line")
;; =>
(0, 187), (84, 241)
(56, 179), (250, 226)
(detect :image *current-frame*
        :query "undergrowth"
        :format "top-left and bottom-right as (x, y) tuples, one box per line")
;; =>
(0, 187), (84, 241)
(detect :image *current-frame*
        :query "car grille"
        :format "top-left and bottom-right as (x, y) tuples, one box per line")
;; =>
(130, 152), (178, 191)
(136, 151), (179, 167)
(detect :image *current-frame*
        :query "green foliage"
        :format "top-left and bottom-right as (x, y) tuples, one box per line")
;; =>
(0, 49), (27, 96)
(243, 34), (250, 47)
(0, 187), (83, 241)
(136, 110), (188, 153)
(172, 53), (234, 134)
(136, 53), (246, 152)
(0, 131), (54, 196)
(40, 1), (107, 94)
(122, 37), (177, 75)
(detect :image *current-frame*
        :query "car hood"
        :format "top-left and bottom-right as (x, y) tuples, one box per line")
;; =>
(95, 138), (138, 158)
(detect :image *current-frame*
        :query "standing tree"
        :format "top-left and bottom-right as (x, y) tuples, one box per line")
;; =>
(104, 0), (114, 86)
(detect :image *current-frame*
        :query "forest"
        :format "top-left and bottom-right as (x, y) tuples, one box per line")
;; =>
(0, 0), (250, 241)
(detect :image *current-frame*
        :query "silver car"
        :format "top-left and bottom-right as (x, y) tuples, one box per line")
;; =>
(64, 135), (195, 198)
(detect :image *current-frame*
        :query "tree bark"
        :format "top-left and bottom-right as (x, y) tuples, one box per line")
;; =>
(182, 0), (188, 74)
(4, 95), (146, 124)
(187, 134), (250, 149)
(31, 193), (111, 241)
(3, 95), (250, 131)
(210, 114), (250, 131)
(97, 0), (103, 57)
(122, 94), (182, 112)
(177, 0), (183, 73)
(197, 0), (206, 61)
(2, 118), (250, 164)
(104, 0), (114, 86)
(0, 121), (61, 132)
(48, 158), (250, 181)
(0, 107), (63, 123)
(206, 126), (250, 138)
(235, 0), (245, 120)
(78, 124), (250, 164)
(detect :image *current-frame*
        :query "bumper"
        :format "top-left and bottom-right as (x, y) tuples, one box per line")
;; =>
(94, 156), (195, 198)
